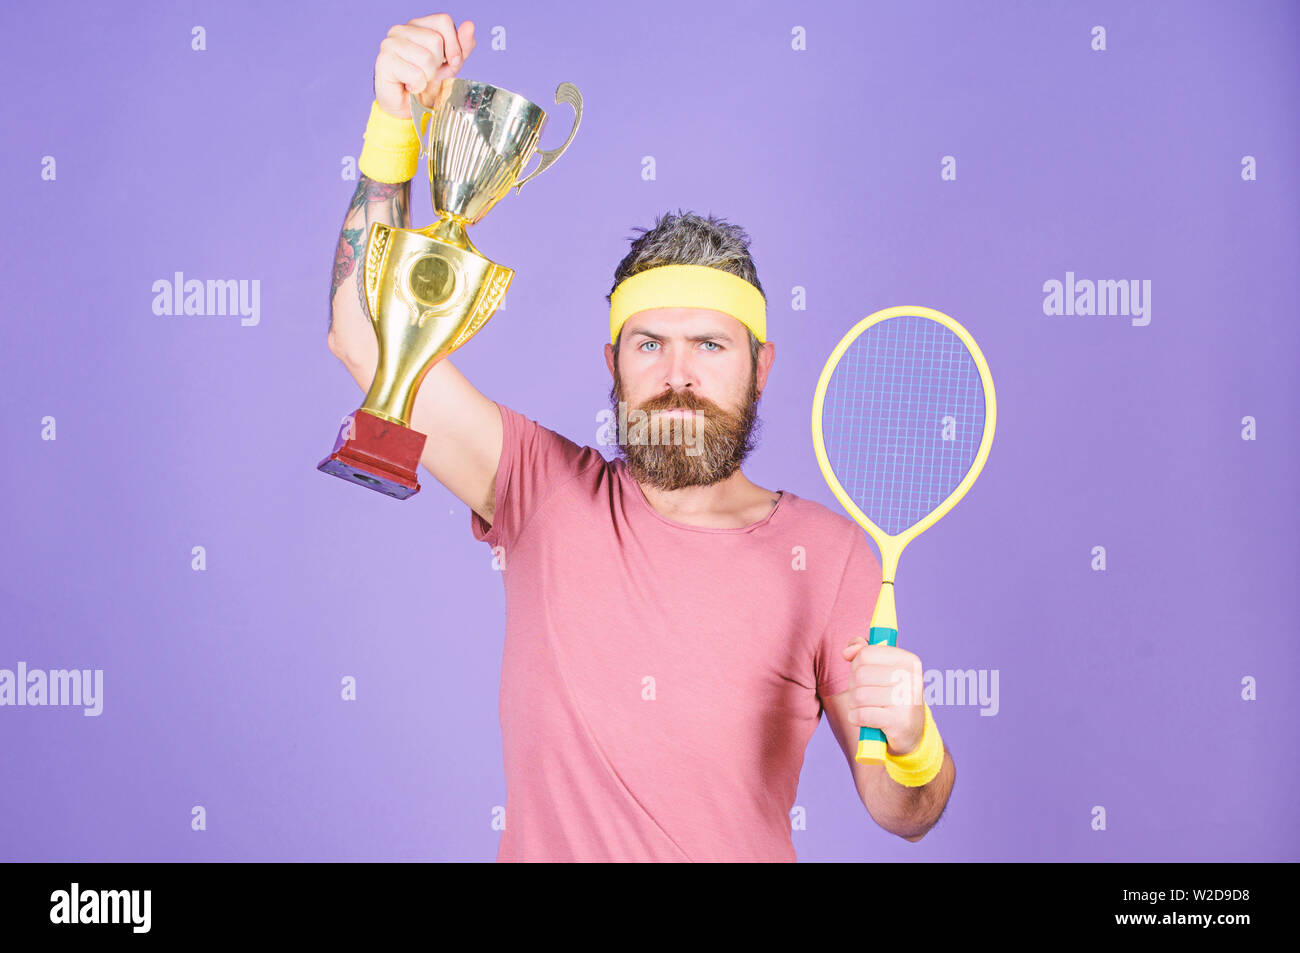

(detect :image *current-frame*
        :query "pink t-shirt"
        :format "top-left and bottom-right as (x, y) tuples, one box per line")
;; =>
(470, 401), (882, 862)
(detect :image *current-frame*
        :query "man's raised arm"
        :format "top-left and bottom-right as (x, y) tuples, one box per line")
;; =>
(325, 14), (502, 524)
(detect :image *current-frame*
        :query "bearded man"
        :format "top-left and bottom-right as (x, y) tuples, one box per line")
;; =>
(327, 13), (954, 862)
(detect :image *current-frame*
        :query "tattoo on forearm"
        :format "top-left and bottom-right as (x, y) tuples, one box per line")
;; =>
(330, 175), (411, 326)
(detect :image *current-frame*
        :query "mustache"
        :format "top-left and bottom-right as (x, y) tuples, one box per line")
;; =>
(636, 390), (720, 414)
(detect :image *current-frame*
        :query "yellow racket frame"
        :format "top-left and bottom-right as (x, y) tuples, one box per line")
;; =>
(811, 305), (997, 764)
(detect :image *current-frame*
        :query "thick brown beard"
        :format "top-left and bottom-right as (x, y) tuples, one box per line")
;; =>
(609, 366), (761, 490)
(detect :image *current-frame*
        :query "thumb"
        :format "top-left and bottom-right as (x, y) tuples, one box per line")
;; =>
(842, 636), (868, 661)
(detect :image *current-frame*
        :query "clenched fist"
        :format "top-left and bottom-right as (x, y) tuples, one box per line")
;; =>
(842, 637), (927, 758)
(374, 13), (477, 119)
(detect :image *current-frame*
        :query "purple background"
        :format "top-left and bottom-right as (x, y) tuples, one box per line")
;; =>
(2, 0), (1296, 861)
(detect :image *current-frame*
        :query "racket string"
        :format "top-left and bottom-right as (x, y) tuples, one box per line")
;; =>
(823, 315), (986, 536)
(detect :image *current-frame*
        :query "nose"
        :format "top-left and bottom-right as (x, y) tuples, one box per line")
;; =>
(663, 345), (696, 392)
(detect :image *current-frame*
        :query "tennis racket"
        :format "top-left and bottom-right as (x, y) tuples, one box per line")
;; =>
(811, 305), (996, 765)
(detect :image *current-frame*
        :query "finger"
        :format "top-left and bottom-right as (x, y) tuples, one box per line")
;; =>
(377, 49), (431, 97)
(852, 647), (923, 685)
(850, 663), (923, 703)
(848, 704), (900, 734)
(848, 661), (906, 686)
(405, 13), (462, 65)
(382, 31), (444, 84)
(852, 643), (917, 665)
(850, 684), (898, 709)
(459, 19), (476, 55)
(842, 636), (868, 660)
(858, 676), (924, 709)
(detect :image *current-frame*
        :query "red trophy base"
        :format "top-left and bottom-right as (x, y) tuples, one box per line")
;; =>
(317, 410), (428, 499)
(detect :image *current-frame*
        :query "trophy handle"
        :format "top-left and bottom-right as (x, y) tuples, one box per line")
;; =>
(363, 221), (393, 328)
(513, 82), (583, 194)
(410, 92), (433, 156)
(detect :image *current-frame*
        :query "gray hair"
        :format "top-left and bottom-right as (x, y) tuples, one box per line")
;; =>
(607, 209), (765, 367)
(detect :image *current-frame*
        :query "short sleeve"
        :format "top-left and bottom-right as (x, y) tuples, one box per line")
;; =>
(469, 401), (602, 551)
(813, 528), (884, 700)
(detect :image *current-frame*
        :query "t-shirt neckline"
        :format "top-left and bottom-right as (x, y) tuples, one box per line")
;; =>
(614, 458), (788, 534)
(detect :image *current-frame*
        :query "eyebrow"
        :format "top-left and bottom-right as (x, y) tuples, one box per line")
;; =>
(627, 329), (733, 344)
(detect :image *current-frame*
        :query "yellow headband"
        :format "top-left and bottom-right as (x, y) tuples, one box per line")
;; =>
(609, 264), (766, 346)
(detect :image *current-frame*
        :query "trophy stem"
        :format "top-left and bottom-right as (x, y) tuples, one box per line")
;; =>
(427, 216), (481, 255)
(360, 341), (438, 426)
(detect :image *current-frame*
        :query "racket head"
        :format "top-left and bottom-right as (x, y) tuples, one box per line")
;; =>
(811, 305), (997, 581)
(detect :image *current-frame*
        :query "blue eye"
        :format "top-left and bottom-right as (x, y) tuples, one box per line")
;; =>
(639, 340), (660, 352)
(701, 341), (719, 351)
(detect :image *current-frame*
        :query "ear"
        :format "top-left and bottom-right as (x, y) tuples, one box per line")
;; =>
(755, 340), (775, 395)
(604, 341), (616, 379)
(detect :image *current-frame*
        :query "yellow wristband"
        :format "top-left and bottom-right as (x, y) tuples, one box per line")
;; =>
(358, 100), (421, 184)
(884, 703), (944, 787)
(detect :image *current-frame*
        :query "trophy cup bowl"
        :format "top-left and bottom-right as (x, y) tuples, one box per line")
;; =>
(318, 78), (582, 499)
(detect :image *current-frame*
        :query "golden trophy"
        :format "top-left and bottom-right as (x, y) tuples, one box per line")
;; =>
(319, 78), (583, 498)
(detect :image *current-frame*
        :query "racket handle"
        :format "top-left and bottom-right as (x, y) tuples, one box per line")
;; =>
(855, 626), (898, 765)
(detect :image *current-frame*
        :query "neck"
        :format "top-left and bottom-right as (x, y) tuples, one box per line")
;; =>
(631, 467), (778, 528)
